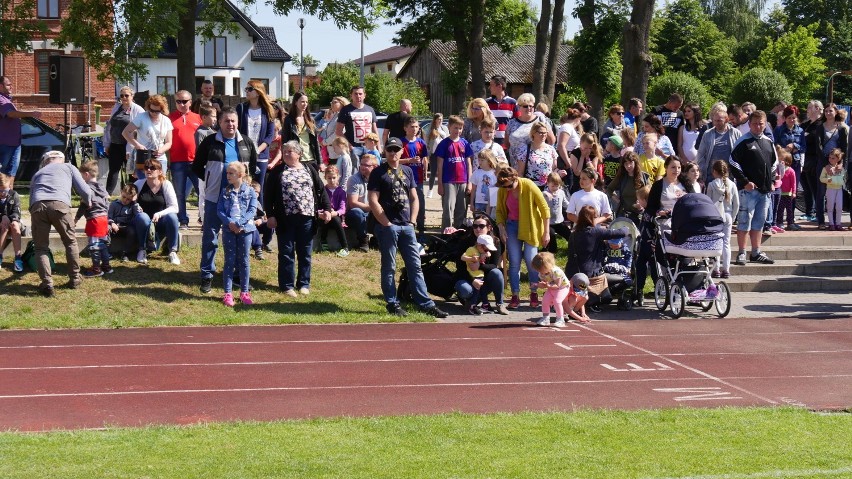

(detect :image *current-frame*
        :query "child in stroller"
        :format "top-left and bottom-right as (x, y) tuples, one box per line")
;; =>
(601, 217), (639, 310)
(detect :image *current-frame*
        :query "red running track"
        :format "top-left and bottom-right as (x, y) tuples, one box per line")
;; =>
(0, 317), (850, 431)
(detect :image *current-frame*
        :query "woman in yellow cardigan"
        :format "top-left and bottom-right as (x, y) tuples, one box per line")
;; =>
(496, 167), (551, 309)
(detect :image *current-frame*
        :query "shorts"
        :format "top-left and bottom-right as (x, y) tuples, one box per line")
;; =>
(85, 215), (109, 238)
(0, 145), (21, 177)
(736, 189), (769, 232)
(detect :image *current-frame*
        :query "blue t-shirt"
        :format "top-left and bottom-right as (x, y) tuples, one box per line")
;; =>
(401, 137), (428, 186)
(220, 137), (239, 191)
(435, 137), (473, 184)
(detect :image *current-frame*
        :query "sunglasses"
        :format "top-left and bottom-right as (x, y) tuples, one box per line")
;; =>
(521, 104), (535, 109)
(614, 111), (625, 115)
(175, 99), (190, 105)
(144, 166), (159, 171)
(244, 87), (255, 93)
(119, 94), (131, 98)
(149, 109), (162, 114)
(472, 223), (488, 229)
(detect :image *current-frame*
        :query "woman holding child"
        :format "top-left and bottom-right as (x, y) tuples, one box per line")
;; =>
(454, 214), (510, 315)
(132, 158), (181, 266)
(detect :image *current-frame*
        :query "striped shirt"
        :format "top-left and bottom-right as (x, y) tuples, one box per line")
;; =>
(486, 95), (519, 148)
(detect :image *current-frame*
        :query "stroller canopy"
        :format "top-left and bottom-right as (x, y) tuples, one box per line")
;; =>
(668, 193), (725, 244)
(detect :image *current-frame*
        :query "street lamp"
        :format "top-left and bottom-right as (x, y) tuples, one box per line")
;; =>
(826, 71), (842, 104)
(298, 18), (305, 92)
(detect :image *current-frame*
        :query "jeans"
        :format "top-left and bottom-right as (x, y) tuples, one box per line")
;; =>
(29, 200), (81, 288)
(251, 222), (274, 249)
(414, 184), (426, 234)
(255, 161), (268, 206)
(0, 144), (21, 177)
(505, 220), (539, 293)
(200, 200), (223, 280)
(170, 161), (199, 226)
(88, 235), (111, 267)
(223, 230), (252, 293)
(376, 223), (435, 308)
(346, 207), (374, 240)
(736, 190), (769, 232)
(319, 215), (349, 249)
(276, 214), (314, 291)
(132, 211), (180, 252)
(454, 268), (505, 305)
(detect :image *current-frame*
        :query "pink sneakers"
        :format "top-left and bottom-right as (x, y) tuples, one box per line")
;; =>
(239, 292), (253, 305)
(223, 293), (235, 307)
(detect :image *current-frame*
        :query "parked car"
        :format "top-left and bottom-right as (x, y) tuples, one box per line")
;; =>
(16, 117), (65, 183)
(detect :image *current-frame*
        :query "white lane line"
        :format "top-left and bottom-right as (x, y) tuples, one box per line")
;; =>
(0, 376), (727, 400)
(629, 330), (852, 337)
(645, 466), (852, 479)
(575, 324), (780, 405)
(0, 336), (581, 350)
(554, 342), (616, 351)
(664, 349), (852, 356)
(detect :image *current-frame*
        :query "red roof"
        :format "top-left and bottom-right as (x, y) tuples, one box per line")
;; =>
(353, 45), (417, 65)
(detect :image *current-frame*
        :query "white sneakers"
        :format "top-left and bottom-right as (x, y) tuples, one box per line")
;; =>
(137, 250), (148, 264)
(168, 252), (181, 265)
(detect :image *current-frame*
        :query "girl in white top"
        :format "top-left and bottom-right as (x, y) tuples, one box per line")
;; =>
(567, 168), (612, 225)
(470, 118), (507, 170)
(557, 109), (583, 174)
(470, 150), (498, 216)
(122, 95), (173, 179)
(706, 160), (739, 278)
(678, 102), (705, 163)
(682, 161), (703, 193)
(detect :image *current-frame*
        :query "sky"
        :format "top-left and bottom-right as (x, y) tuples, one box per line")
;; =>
(249, 0), (581, 73)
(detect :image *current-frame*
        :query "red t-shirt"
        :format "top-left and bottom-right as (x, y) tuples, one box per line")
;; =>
(169, 111), (203, 163)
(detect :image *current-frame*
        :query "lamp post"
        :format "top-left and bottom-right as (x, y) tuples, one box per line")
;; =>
(826, 71), (842, 105)
(298, 18), (305, 92)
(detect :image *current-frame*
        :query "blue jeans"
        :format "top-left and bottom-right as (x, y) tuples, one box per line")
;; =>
(346, 207), (373, 240)
(170, 162), (199, 226)
(200, 200), (223, 280)
(255, 161), (268, 206)
(88, 235), (110, 267)
(505, 220), (539, 293)
(276, 214), (314, 291)
(736, 190), (769, 232)
(0, 144), (21, 177)
(455, 268), (505, 305)
(376, 223), (435, 308)
(132, 211), (180, 252)
(222, 230), (252, 293)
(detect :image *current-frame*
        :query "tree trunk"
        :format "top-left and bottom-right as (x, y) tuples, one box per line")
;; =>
(452, 27), (471, 114)
(620, 0), (655, 106)
(468, 0), (487, 100)
(532, 0), (551, 103)
(576, 0), (604, 119)
(542, 0), (565, 106)
(176, 0), (198, 93)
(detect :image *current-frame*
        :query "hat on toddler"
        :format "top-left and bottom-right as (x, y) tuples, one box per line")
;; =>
(477, 234), (498, 251)
(571, 273), (589, 291)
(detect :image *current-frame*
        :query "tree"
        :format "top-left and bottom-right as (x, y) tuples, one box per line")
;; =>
(619, 0), (656, 108)
(701, 0), (767, 41)
(651, 0), (736, 98)
(532, 0), (567, 105)
(647, 72), (714, 112)
(305, 63), (360, 108)
(754, 24), (826, 106)
(730, 67), (793, 109)
(0, 0), (48, 55)
(290, 54), (319, 69)
(363, 74), (430, 116)
(386, 0), (535, 111)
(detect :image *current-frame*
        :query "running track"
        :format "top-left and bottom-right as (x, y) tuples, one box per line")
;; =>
(1, 317), (850, 431)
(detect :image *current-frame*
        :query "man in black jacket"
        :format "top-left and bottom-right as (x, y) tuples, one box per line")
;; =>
(728, 110), (776, 265)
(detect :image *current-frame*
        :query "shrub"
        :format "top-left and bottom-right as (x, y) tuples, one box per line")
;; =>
(729, 68), (793, 111)
(647, 72), (714, 112)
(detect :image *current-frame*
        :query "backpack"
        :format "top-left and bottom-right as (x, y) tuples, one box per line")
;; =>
(20, 240), (55, 272)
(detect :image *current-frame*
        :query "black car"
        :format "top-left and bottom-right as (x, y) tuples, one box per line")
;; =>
(16, 117), (65, 183)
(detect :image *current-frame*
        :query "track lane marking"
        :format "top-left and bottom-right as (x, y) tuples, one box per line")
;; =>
(627, 330), (852, 337)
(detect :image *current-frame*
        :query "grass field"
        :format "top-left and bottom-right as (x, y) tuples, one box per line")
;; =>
(0, 408), (850, 478)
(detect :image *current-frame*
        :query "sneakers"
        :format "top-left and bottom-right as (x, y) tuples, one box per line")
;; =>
(13, 256), (24, 273)
(357, 238), (369, 253)
(299, 287), (310, 295)
(468, 304), (483, 315)
(200, 277), (213, 294)
(168, 252), (181, 265)
(387, 303), (408, 317)
(711, 270), (721, 279)
(421, 305), (449, 318)
(119, 252), (129, 263)
(223, 293), (235, 307)
(179, 223), (190, 231)
(787, 223), (802, 231)
(720, 269), (730, 279)
(427, 190), (434, 199)
(262, 244), (273, 253)
(762, 226), (774, 236)
(735, 252), (747, 265)
(320, 243), (330, 253)
(336, 248), (350, 258)
(137, 250), (148, 264)
(529, 292), (540, 309)
(508, 294), (520, 309)
(239, 292), (253, 305)
(101, 265), (114, 275)
(770, 225), (785, 234)
(634, 294), (645, 307)
(480, 301), (492, 312)
(39, 284), (55, 298)
(254, 248), (265, 260)
(495, 303), (510, 315)
(553, 318), (566, 328)
(283, 289), (298, 297)
(536, 316), (550, 326)
(749, 251), (774, 264)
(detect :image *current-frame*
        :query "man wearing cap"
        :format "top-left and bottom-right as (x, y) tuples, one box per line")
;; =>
(602, 135), (624, 186)
(367, 137), (448, 318)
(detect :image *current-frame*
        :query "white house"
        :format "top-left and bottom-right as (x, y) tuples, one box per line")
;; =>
(135, 0), (292, 99)
(352, 45), (416, 78)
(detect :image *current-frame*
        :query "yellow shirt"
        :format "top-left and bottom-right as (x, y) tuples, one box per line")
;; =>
(640, 154), (664, 180)
(464, 246), (485, 279)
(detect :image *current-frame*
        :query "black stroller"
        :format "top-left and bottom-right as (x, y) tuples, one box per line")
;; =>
(397, 231), (466, 302)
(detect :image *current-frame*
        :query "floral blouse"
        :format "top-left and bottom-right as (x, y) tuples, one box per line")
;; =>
(522, 144), (558, 186)
(280, 165), (315, 216)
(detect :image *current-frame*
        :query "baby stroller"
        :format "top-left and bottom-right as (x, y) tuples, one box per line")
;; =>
(652, 193), (732, 318)
(397, 230), (466, 303)
(601, 217), (641, 310)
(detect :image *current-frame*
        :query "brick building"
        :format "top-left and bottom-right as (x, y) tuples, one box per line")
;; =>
(0, 0), (116, 129)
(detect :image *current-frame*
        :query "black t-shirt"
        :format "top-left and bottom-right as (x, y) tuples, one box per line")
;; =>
(650, 105), (684, 149)
(385, 111), (411, 141)
(338, 103), (377, 147)
(367, 163), (415, 225)
(137, 182), (166, 218)
(602, 154), (621, 186)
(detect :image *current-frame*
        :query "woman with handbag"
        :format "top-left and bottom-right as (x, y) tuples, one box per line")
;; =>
(103, 86), (144, 194)
(122, 95), (173, 181)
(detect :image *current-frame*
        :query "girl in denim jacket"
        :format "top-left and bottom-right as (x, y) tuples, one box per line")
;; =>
(217, 162), (258, 306)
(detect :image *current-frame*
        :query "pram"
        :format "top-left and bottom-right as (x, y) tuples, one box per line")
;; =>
(397, 230), (466, 302)
(651, 193), (732, 318)
(601, 217), (640, 310)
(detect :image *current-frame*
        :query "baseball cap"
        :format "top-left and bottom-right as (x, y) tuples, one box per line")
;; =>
(608, 135), (624, 149)
(476, 234), (497, 251)
(385, 137), (403, 152)
(571, 273), (589, 290)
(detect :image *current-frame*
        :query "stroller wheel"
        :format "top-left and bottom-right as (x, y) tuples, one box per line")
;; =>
(619, 290), (633, 311)
(654, 277), (669, 311)
(669, 284), (687, 319)
(700, 300), (714, 312)
(715, 282), (731, 318)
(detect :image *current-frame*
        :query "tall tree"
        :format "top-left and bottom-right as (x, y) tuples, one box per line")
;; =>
(619, 0), (655, 108)
(532, 0), (552, 104)
(754, 24), (827, 106)
(569, 0), (624, 119)
(0, 0), (48, 55)
(542, 0), (566, 106)
(700, 0), (766, 41)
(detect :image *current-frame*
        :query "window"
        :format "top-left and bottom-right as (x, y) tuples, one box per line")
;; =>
(232, 77), (240, 96)
(387, 62), (394, 72)
(156, 76), (176, 95)
(250, 78), (269, 94)
(35, 51), (61, 94)
(212, 77), (226, 97)
(203, 37), (227, 67)
(195, 76), (205, 94)
(37, 0), (59, 18)
(370, 65), (376, 74)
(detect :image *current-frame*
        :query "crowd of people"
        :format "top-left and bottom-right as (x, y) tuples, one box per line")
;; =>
(2, 72), (850, 321)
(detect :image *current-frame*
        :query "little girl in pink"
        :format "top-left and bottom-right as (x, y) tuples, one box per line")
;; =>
(532, 252), (571, 328)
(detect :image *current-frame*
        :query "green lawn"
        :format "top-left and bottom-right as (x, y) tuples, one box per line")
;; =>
(0, 408), (849, 478)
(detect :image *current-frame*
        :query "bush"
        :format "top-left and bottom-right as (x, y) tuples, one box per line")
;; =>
(647, 72), (714, 112)
(364, 74), (430, 116)
(729, 68), (793, 111)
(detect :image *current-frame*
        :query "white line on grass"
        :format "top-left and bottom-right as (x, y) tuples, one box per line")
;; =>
(646, 466), (852, 479)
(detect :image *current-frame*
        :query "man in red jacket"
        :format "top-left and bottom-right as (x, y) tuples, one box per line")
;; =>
(169, 90), (203, 229)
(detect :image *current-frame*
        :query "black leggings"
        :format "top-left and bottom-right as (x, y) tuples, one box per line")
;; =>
(319, 216), (349, 249)
(546, 222), (571, 254)
(106, 143), (127, 195)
